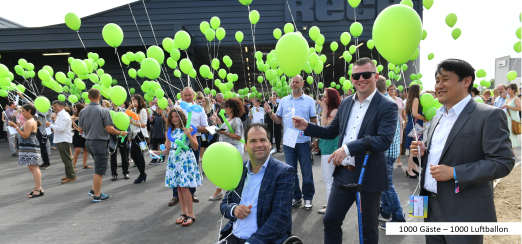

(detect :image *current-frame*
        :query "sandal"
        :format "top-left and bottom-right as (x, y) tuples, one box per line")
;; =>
(28, 189), (44, 198)
(83, 165), (93, 169)
(181, 216), (195, 227)
(176, 214), (187, 225)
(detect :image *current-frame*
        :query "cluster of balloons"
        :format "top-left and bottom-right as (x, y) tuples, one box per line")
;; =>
(445, 13), (462, 40)
(0, 63), (20, 97)
(419, 92), (442, 121)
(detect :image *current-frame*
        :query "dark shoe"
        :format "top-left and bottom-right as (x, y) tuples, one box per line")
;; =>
(292, 199), (302, 208)
(192, 195), (199, 203)
(40, 164), (49, 169)
(133, 174), (147, 184)
(111, 175), (118, 181)
(168, 197), (179, 207)
(123, 174), (130, 179)
(91, 193), (110, 203)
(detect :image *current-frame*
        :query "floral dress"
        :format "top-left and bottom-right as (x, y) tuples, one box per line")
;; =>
(165, 128), (202, 188)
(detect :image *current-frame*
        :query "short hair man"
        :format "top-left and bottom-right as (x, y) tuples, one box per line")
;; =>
(47, 100), (75, 183)
(79, 89), (127, 202)
(220, 123), (295, 243)
(411, 59), (514, 244)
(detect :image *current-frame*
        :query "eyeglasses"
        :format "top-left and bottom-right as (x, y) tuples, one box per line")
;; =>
(351, 72), (375, 80)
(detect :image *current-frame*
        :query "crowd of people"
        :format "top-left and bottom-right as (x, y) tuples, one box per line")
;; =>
(0, 57), (520, 244)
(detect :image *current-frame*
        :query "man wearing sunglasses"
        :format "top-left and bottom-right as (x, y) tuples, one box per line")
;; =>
(293, 57), (398, 244)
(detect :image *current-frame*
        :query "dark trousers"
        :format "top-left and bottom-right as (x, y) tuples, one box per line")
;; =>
(37, 132), (50, 166)
(110, 138), (129, 176)
(223, 234), (246, 244)
(324, 183), (381, 244)
(283, 142), (315, 200)
(268, 124), (282, 150)
(380, 156), (405, 221)
(130, 138), (146, 177)
(425, 196), (483, 244)
(173, 136), (200, 198)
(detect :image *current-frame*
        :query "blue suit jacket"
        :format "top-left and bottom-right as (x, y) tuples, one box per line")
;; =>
(304, 92), (398, 192)
(220, 157), (295, 244)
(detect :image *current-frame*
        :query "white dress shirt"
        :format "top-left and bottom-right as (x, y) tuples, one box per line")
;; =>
(424, 95), (471, 193)
(50, 109), (73, 144)
(177, 102), (208, 137)
(341, 90), (377, 166)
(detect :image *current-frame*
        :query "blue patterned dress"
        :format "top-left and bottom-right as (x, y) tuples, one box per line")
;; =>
(165, 128), (202, 188)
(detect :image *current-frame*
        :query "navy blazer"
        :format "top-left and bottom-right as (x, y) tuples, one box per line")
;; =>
(220, 157), (296, 244)
(304, 92), (398, 192)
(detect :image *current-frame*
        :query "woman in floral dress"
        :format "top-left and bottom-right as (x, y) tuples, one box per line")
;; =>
(162, 108), (201, 227)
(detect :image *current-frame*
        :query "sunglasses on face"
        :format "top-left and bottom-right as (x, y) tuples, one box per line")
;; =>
(351, 72), (375, 80)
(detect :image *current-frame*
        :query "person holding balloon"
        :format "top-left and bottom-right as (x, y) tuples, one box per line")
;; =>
(209, 97), (245, 201)
(129, 94), (149, 184)
(404, 84), (426, 178)
(162, 108), (201, 227)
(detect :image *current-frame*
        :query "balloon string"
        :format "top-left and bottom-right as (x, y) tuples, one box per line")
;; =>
(114, 48), (132, 97)
(141, 0), (159, 46)
(128, 4), (147, 49)
(183, 50), (205, 91)
(286, 0), (298, 31)
(238, 43), (248, 89)
(76, 31), (86, 50)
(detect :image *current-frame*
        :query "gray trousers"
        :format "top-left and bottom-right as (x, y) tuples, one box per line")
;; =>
(57, 142), (75, 179)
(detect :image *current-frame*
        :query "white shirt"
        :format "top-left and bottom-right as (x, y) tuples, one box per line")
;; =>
(250, 106), (265, 124)
(341, 90), (377, 166)
(130, 108), (149, 139)
(177, 102), (208, 137)
(50, 109), (73, 144)
(424, 95), (471, 193)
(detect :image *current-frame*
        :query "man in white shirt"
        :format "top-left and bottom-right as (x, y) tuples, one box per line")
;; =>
(47, 101), (75, 183)
(249, 99), (265, 124)
(411, 59), (514, 244)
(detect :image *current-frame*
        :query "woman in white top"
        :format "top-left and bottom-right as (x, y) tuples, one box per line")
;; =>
(249, 98), (265, 124)
(129, 94), (149, 184)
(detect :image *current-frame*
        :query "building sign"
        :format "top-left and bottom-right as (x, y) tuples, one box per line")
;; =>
(285, 0), (378, 22)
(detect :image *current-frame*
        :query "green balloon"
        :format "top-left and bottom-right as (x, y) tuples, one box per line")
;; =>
(350, 22), (363, 37)
(216, 27), (226, 41)
(205, 28), (215, 42)
(97, 58), (105, 67)
(158, 97), (168, 109)
(330, 41), (339, 52)
(140, 58), (161, 79)
(476, 69), (487, 78)
(423, 0), (434, 9)
(284, 23), (294, 33)
(348, 0), (361, 8)
(179, 58), (193, 75)
(174, 30), (191, 50)
(199, 65), (211, 78)
(349, 45), (357, 54)
(401, 63), (408, 71)
(166, 57), (178, 69)
(275, 33), (309, 77)
(424, 106), (437, 121)
(249, 10), (260, 25)
(162, 37), (175, 53)
(65, 12), (81, 31)
(445, 13), (458, 28)
(218, 69), (227, 79)
(202, 142), (243, 190)
(377, 64), (384, 72)
(135, 51), (146, 62)
(129, 88), (135, 94)
(343, 51), (353, 63)
(199, 21), (210, 34)
(397, 85), (404, 92)
(223, 55), (233, 68)
(111, 111), (130, 131)
(173, 69), (181, 78)
(58, 94), (66, 101)
(68, 94), (79, 104)
(235, 31), (244, 43)
(34, 96), (51, 113)
(211, 58), (220, 70)
(273, 28), (282, 40)
(110, 85), (127, 106)
(420, 93), (435, 108)
(308, 26), (320, 41)
(239, 0), (252, 5)
(400, 0), (413, 8)
(514, 41), (521, 53)
(517, 27), (521, 40)
(372, 4), (422, 64)
(146, 45), (165, 64)
(318, 82), (324, 89)
(422, 29), (428, 40)
(102, 23), (124, 48)
(480, 80), (491, 88)
(451, 28), (462, 40)
(428, 53), (435, 60)
(507, 70), (518, 81)
(340, 32), (351, 46)
(74, 78), (86, 90)
(210, 16), (221, 30)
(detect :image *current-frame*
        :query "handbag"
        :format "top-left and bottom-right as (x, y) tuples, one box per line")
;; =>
(509, 110), (521, 135)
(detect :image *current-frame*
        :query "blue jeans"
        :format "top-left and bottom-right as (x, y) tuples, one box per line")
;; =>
(380, 156), (405, 221)
(283, 142), (315, 200)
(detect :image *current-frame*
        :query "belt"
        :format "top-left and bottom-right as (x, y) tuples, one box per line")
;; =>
(341, 165), (355, 171)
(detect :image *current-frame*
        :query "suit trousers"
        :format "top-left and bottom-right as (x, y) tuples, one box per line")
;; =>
(425, 196), (483, 244)
(323, 183), (381, 244)
(57, 142), (75, 179)
(110, 138), (129, 176)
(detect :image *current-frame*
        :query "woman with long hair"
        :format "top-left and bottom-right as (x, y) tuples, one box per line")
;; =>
(404, 84), (426, 178)
(9, 104), (44, 198)
(503, 83), (521, 148)
(208, 98), (245, 201)
(162, 108), (201, 227)
(129, 94), (149, 184)
(317, 88), (340, 214)
(71, 103), (91, 170)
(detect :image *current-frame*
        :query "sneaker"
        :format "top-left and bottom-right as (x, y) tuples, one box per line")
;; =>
(379, 214), (391, 222)
(292, 199), (302, 208)
(91, 193), (110, 203)
(378, 221), (386, 231)
(304, 200), (312, 210)
(317, 206), (327, 214)
(88, 190), (94, 197)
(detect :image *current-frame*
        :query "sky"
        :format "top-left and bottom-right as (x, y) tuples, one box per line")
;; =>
(0, 0), (521, 91)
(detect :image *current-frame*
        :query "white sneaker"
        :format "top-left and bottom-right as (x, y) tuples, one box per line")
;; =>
(304, 200), (312, 210)
(317, 206), (326, 214)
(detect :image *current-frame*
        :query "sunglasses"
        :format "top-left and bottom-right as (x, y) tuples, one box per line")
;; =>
(351, 72), (375, 80)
